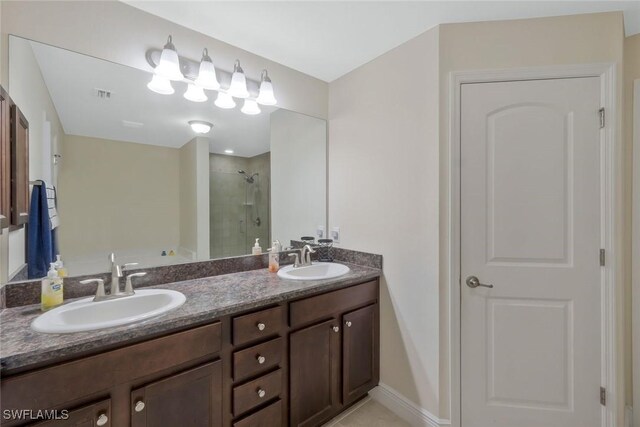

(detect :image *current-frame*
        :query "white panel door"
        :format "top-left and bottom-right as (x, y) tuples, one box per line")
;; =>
(461, 77), (602, 427)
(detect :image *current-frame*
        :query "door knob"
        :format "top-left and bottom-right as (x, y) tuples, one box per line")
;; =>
(466, 276), (493, 289)
(257, 388), (266, 398)
(257, 355), (266, 364)
(96, 413), (108, 426)
(257, 322), (266, 331)
(134, 400), (145, 412)
(345, 321), (352, 328)
(332, 326), (340, 333)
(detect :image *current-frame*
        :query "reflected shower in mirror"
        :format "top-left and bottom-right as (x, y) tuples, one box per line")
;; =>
(6, 36), (326, 282)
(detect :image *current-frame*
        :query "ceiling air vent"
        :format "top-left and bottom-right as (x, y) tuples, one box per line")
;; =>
(93, 88), (113, 99)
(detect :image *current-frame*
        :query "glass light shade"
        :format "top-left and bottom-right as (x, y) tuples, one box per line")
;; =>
(241, 99), (261, 115)
(228, 60), (249, 98)
(256, 80), (277, 105)
(147, 75), (174, 95)
(184, 84), (208, 102)
(215, 92), (236, 109)
(154, 36), (183, 81)
(194, 49), (220, 90)
(189, 120), (212, 134)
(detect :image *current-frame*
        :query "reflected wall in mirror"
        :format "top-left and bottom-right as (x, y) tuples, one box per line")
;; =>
(6, 36), (327, 282)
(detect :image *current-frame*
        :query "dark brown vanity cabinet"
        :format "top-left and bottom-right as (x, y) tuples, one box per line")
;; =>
(131, 361), (223, 427)
(289, 280), (380, 427)
(1, 279), (380, 427)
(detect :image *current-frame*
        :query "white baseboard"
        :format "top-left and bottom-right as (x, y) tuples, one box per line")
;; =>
(370, 383), (451, 427)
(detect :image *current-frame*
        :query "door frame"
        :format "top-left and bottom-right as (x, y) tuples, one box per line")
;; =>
(448, 63), (619, 427)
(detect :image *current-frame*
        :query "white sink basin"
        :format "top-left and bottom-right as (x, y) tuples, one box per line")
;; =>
(31, 289), (186, 334)
(277, 262), (350, 281)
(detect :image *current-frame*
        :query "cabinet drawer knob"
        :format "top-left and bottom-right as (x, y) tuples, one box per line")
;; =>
(134, 400), (145, 412)
(345, 321), (352, 328)
(96, 413), (108, 426)
(257, 355), (266, 364)
(257, 322), (266, 331)
(332, 326), (340, 333)
(257, 388), (266, 398)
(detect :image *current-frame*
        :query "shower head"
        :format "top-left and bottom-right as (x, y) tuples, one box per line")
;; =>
(238, 170), (257, 183)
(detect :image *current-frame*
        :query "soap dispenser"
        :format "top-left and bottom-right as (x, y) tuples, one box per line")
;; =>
(252, 238), (262, 255)
(41, 263), (64, 311)
(268, 240), (281, 273)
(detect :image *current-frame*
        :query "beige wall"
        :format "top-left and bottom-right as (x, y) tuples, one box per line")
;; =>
(329, 26), (441, 415)
(179, 137), (209, 260)
(438, 12), (625, 421)
(5, 36), (64, 279)
(58, 135), (180, 259)
(626, 33), (640, 424)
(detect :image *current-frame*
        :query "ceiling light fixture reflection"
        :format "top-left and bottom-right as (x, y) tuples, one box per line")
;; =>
(228, 60), (250, 98)
(184, 83), (208, 102)
(194, 48), (220, 90)
(224, 149), (234, 154)
(256, 70), (277, 105)
(147, 75), (174, 95)
(189, 120), (213, 134)
(241, 99), (261, 115)
(154, 35), (183, 81)
(215, 92), (236, 109)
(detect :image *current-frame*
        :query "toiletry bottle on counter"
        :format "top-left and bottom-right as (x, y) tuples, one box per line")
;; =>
(53, 254), (67, 277)
(41, 263), (64, 311)
(252, 238), (262, 255)
(268, 240), (281, 273)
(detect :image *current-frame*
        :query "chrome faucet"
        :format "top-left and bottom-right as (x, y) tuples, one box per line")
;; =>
(299, 245), (315, 267)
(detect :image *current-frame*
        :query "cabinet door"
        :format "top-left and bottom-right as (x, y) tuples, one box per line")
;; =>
(343, 304), (379, 405)
(0, 86), (10, 230)
(31, 399), (111, 427)
(131, 360), (222, 427)
(10, 103), (28, 226)
(290, 318), (340, 427)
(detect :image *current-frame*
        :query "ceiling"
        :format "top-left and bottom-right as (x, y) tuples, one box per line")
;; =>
(124, 1), (640, 82)
(26, 38), (277, 157)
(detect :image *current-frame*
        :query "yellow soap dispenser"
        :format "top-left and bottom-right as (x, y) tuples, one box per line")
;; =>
(41, 263), (64, 311)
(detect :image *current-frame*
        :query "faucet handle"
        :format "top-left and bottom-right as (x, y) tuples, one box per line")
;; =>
(121, 262), (139, 271)
(125, 272), (146, 294)
(80, 279), (106, 299)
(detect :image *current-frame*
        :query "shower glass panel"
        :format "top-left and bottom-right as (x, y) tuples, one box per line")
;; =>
(210, 153), (270, 259)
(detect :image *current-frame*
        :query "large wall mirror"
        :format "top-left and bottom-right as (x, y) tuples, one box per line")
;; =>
(6, 35), (327, 282)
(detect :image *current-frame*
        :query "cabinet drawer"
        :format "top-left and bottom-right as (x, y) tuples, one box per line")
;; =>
(233, 369), (282, 416)
(30, 398), (111, 427)
(234, 337), (283, 382)
(233, 306), (283, 346)
(233, 400), (282, 427)
(290, 280), (378, 328)
(1, 322), (222, 413)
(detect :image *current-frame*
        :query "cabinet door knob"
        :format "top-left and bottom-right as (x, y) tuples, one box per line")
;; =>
(257, 322), (266, 331)
(332, 326), (340, 333)
(257, 355), (266, 364)
(345, 321), (352, 328)
(257, 388), (266, 398)
(134, 400), (145, 412)
(96, 413), (108, 426)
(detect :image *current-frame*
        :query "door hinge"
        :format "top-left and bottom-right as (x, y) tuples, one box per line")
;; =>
(600, 249), (606, 267)
(599, 108), (605, 129)
(600, 386), (606, 406)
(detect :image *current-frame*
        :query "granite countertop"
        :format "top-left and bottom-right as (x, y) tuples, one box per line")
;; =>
(0, 262), (380, 374)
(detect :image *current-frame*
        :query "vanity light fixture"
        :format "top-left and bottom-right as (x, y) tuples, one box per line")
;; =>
(224, 149), (234, 154)
(184, 83), (208, 103)
(147, 75), (175, 95)
(256, 70), (277, 105)
(188, 120), (213, 134)
(154, 35), (183, 81)
(215, 91), (236, 109)
(241, 99), (261, 115)
(228, 60), (250, 98)
(194, 48), (220, 90)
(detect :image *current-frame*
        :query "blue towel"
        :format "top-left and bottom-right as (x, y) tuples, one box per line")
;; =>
(27, 182), (54, 279)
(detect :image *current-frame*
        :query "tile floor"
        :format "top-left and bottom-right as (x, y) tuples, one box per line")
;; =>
(323, 398), (410, 427)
